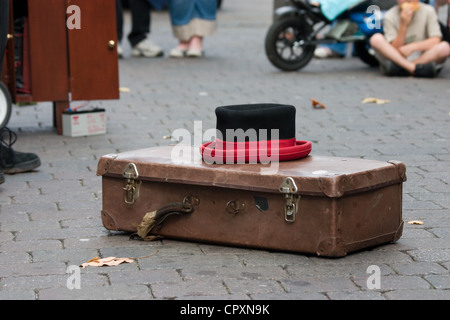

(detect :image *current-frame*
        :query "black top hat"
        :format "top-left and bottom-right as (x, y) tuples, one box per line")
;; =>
(200, 103), (312, 163)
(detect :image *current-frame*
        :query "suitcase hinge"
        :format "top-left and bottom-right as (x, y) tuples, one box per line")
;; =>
(122, 163), (142, 205)
(279, 177), (300, 223)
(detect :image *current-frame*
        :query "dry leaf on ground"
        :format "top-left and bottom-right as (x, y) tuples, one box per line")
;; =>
(80, 256), (134, 269)
(362, 97), (390, 105)
(407, 220), (424, 225)
(311, 98), (327, 109)
(79, 250), (159, 269)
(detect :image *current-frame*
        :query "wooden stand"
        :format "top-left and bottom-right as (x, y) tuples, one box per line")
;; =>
(1, 0), (119, 134)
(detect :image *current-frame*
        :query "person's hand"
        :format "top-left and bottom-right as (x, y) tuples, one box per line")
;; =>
(398, 43), (416, 58)
(400, 4), (414, 27)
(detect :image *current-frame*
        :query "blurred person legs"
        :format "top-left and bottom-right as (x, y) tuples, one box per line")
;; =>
(116, 0), (163, 58)
(370, 32), (450, 77)
(0, 0), (41, 184)
(0, 0), (6, 74)
(0, 128), (41, 174)
(0, 0), (7, 183)
(169, 0), (218, 58)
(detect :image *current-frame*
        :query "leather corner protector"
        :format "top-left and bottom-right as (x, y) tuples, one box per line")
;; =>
(96, 154), (118, 176)
(316, 237), (347, 257)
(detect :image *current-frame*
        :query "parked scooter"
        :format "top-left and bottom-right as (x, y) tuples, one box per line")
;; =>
(265, 0), (385, 71)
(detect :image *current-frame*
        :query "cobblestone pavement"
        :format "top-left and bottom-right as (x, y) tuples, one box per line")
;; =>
(0, 0), (449, 301)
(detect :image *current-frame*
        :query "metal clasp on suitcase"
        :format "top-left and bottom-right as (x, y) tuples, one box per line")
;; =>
(226, 199), (246, 215)
(122, 163), (142, 205)
(279, 177), (300, 223)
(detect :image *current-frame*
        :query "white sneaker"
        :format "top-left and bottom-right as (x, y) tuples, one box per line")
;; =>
(314, 47), (331, 59)
(131, 38), (164, 58)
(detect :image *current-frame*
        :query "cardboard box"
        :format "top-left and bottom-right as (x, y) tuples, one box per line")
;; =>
(62, 108), (106, 137)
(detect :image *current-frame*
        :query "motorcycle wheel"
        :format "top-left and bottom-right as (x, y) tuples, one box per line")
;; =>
(0, 82), (12, 129)
(265, 16), (316, 71)
(354, 40), (379, 67)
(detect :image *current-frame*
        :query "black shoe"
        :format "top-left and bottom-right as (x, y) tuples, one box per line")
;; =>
(0, 170), (4, 184)
(0, 127), (41, 174)
(413, 62), (437, 78)
(381, 60), (410, 77)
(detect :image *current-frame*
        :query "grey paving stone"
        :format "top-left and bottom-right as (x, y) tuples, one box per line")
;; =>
(391, 261), (449, 276)
(407, 249), (450, 262)
(352, 275), (431, 291)
(108, 269), (181, 285)
(224, 278), (285, 295)
(250, 292), (328, 300)
(138, 252), (243, 270)
(281, 277), (358, 293)
(0, 239), (63, 252)
(0, 261), (67, 278)
(0, 289), (36, 300)
(180, 265), (289, 281)
(327, 290), (386, 300)
(425, 274), (450, 290)
(384, 289), (450, 300)
(0, 272), (108, 291)
(151, 279), (229, 299)
(38, 284), (152, 300)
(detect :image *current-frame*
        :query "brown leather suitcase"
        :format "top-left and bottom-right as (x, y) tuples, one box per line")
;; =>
(97, 146), (406, 257)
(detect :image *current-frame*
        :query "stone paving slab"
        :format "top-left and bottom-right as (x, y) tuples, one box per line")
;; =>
(0, 0), (449, 303)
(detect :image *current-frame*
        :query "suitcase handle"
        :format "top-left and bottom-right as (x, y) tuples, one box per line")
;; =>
(131, 195), (199, 241)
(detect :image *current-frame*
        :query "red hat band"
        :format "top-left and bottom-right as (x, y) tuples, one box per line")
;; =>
(201, 138), (312, 164)
(200, 104), (312, 164)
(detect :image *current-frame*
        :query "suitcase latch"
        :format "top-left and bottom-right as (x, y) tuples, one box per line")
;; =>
(122, 163), (142, 205)
(279, 177), (300, 223)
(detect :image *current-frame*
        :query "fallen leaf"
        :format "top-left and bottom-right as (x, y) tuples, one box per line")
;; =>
(80, 250), (159, 269)
(362, 97), (390, 105)
(311, 98), (326, 109)
(407, 220), (424, 225)
(80, 256), (134, 269)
